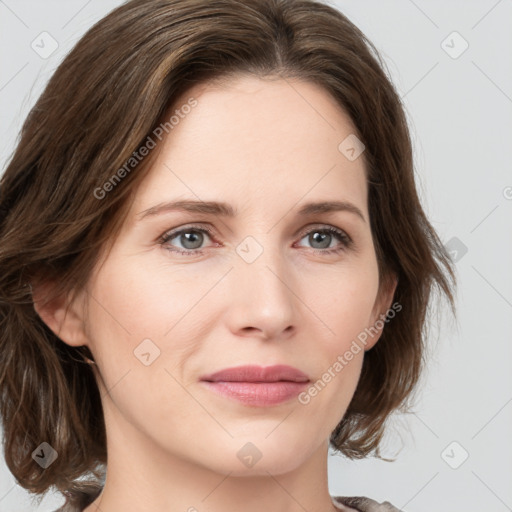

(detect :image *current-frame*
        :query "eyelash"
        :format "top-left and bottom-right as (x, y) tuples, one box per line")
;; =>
(159, 224), (353, 257)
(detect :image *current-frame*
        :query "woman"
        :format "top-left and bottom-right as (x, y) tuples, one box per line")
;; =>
(0, 0), (456, 511)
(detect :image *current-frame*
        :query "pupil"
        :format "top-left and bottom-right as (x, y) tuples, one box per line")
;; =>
(183, 231), (202, 249)
(312, 231), (330, 249)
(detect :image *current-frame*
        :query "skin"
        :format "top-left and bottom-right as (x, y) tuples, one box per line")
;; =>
(34, 75), (396, 512)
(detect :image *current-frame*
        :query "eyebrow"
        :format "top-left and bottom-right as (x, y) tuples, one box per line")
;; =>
(137, 199), (366, 223)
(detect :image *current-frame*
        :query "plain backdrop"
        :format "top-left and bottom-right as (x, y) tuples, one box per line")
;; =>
(0, 1), (511, 511)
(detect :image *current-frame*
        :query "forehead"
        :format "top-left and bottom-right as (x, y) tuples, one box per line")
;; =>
(129, 75), (368, 222)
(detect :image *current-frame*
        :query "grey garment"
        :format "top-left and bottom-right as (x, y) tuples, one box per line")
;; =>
(54, 487), (102, 512)
(333, 495), (404, 512)
(55, 491), (403, 512)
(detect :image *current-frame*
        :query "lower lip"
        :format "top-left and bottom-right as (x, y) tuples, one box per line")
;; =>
(201, 381), (309, 406)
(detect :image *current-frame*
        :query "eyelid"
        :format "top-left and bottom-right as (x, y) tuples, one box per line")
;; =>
(160, 222), (352, 239)
(158, 223), (218, 248)
(296, 223), (352, 243)
(160, 223), (215, 239)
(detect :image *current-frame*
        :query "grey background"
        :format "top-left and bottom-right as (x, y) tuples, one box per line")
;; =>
(1, 1), (511, 511)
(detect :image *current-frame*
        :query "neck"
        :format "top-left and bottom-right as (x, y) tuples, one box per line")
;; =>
(84, 400), (338, 512)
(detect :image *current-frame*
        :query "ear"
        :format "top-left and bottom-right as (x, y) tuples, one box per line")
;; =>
(31, 280), (89, 348)
(364, 272), (399, 351)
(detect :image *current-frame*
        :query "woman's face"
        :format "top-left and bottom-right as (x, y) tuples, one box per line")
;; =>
(53, 75), (395, 475)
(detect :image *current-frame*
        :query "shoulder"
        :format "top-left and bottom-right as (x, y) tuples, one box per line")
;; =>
(332, 495), (403, 512)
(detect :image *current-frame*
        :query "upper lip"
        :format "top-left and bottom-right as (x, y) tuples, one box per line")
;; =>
(200, 365), (310, 383)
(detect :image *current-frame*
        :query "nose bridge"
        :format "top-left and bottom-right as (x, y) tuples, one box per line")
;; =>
(229, 231), (296, 333)
(236, 231), (290, 294)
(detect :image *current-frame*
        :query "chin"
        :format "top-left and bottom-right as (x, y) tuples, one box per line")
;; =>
(196, 437), (314, 477)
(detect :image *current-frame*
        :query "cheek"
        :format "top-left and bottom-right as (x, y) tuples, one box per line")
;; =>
(83, 249), (228, 407)
(86, 251), (206, 346)
(83, 256), (203, 432)
(302, 258), (380, 344)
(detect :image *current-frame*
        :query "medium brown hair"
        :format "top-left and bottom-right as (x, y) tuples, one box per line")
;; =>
(0, 0), (456, 507)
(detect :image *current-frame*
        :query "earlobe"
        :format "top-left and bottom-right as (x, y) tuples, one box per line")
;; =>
(365, 273), (399, 351)
(31, 281), (88, 348)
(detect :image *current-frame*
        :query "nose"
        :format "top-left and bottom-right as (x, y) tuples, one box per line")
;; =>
(225, 238), (297, 341)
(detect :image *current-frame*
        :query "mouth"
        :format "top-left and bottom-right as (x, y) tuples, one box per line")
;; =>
(199, 365), (310, 407)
